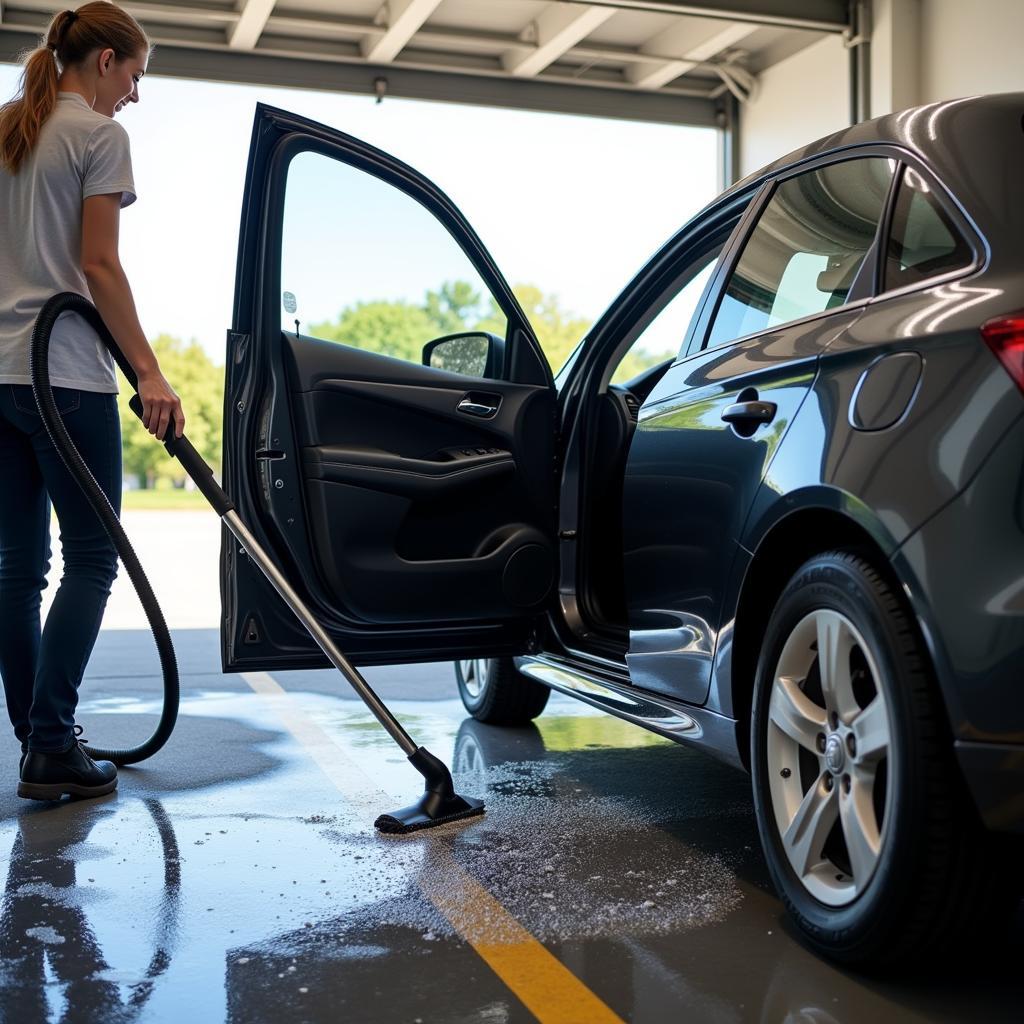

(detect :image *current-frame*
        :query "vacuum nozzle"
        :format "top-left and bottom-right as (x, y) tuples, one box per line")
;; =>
(374, 746), (484, 834)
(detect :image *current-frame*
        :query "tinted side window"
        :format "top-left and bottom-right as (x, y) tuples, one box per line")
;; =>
(280, 150), (507, 373)
(884, 168), (973, 291)
(609, 255), (717, 384)
(706, 158), (894, 349)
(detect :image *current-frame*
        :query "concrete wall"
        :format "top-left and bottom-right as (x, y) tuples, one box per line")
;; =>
(918, 0), (1024, 104)
(738, 0), (1024, 178)
(871, 0), (920, 116)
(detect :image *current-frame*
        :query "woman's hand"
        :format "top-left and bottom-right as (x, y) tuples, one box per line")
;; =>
(136, 369), (185, 440)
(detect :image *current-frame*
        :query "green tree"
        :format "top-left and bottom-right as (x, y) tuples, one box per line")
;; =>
(423, 281), (488, 335)
(313, 281), (611, 377)
(507, 284), (592, 374)
(118, 334), (224, 489)
(611, 345), (676, 384)
(310, 300), (438, 363)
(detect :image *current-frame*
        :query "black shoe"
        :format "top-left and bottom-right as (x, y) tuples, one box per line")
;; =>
(18, 729), (117, 801)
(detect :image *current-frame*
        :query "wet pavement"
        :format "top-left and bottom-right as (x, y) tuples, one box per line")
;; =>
(0, 627), (1021, 1023)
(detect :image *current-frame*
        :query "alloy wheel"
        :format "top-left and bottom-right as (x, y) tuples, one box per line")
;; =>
(766, 609), (893, 906)
(457, 658), (490, 700)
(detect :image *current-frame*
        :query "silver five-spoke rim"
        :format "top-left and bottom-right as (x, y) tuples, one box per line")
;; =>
(458, 658), (490, 700)
(767, 609), (893, 906)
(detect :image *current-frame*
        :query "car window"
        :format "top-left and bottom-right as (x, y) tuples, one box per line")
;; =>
(609, 256), (717, 384)
(883, 168), (973, 291)
(705, 158), (894, 350)
(279, 150), (507, 372)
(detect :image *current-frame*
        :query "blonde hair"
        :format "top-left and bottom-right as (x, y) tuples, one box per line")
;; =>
(0, 2), (149, 174)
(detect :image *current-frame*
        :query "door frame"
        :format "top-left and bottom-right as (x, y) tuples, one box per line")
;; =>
(221, 104), (555, 671)
(546, 184), (759, 664)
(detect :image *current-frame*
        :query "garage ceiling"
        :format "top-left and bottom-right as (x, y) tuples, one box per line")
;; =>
(0, 1), (849, 126)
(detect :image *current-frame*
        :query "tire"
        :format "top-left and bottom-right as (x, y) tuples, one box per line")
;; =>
(454, 657), (550, 725)
(750, 551), (1002, 966)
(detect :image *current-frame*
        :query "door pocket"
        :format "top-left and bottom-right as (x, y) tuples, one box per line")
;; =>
(303, 476), (553, 622)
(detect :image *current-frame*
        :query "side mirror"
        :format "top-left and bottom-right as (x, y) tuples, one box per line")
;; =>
(422, 332), (505, 379)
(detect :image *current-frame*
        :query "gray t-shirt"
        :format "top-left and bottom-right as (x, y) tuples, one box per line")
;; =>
(0, 92), (136, 393)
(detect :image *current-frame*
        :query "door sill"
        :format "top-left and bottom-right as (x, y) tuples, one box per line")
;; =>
(551, 592), (628, 665)
(515, 652), (743, 768)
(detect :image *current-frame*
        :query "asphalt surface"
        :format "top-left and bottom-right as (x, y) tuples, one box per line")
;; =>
(0, 512), (1019, 1022)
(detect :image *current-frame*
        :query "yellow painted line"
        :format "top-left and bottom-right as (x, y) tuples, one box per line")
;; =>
(242, 671), (624, 1024)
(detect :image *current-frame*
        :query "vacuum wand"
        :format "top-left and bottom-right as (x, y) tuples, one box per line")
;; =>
(32, 292), (484, 833)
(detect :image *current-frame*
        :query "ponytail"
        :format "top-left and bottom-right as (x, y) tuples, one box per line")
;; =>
(0, 4), (148, 174)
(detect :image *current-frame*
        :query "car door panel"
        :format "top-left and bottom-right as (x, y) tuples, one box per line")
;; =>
(303, 446), (515, 498)
(221, 104), (556, 671)
(622, 313), (859, 704)
(282, 332), (555, 623)
(621, 155), (896, 706)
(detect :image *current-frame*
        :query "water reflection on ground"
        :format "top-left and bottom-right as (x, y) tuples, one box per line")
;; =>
(0, 690), (1019, 1023)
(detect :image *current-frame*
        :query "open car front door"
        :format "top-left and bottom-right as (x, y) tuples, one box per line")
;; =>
(220, 104), (557, 671)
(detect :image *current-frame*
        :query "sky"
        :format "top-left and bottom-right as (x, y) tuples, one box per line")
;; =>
(0, 62), (719, 364)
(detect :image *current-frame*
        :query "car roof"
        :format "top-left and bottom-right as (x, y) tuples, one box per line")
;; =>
(714, 92), (1024, 243)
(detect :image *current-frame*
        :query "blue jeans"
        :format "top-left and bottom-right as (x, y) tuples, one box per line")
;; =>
(0, 384), (121, 753)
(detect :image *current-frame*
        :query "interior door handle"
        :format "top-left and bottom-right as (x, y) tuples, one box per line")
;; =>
(457, 396), (499, 418)
(721, 400), (777, 426)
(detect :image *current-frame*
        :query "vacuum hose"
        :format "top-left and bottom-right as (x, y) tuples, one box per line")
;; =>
(30, 292), (180, 766)
(30, 292), (484, 831)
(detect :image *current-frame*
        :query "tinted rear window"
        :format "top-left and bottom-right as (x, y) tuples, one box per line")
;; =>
(883, 168), (973, 291)
(706, 158), (893, 349)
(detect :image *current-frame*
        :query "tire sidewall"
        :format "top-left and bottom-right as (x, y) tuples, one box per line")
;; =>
(455, 658), (495, 716)
(751, 554), (926, 954)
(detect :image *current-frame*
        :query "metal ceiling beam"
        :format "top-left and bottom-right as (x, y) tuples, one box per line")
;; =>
(4, 0), (849, 43)
(6, 30), (724, 128)
(574, 1), (848, 31)
(247, 12), (732, 78)
(628, 19), (759, 88)
(0, 18), (716, 93)
(266, 13), (720, 72)
(2, 2), (837, 88)
(227, 0), (277, 50)
(504, 4), (616, 77)
(362, 0), (443, 64)
(8, 0), (236, 27)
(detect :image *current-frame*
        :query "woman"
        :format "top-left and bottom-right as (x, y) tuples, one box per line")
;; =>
(0, 3), (185, 800)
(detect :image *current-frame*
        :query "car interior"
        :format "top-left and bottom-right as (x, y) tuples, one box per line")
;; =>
(567, 243), (728, 644)
(584, 357), (675, 633)
(275, 332), (559, 626)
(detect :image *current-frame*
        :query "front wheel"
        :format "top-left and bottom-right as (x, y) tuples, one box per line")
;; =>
(454, 657), (550, 725)
(751, 551), (1000, 965)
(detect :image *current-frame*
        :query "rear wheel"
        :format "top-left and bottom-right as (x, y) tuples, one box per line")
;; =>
(751, 551), (1001, 965)
(454, 657), (550, 725)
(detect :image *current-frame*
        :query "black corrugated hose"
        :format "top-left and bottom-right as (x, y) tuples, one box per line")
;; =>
(30, 292), (180, 766)
(29, 294), (486, 833)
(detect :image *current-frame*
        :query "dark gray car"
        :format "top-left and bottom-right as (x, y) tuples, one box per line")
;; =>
(222, 94), (1024, 966)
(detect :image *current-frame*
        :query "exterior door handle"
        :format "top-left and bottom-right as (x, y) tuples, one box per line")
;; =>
(721, 400), (777, 426)
(457, 396), (499, 418)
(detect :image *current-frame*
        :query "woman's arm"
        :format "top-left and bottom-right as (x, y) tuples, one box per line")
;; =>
(81, 193), (185, 440)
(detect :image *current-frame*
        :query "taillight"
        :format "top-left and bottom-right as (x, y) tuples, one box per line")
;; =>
(981, 313), (1024, 394)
